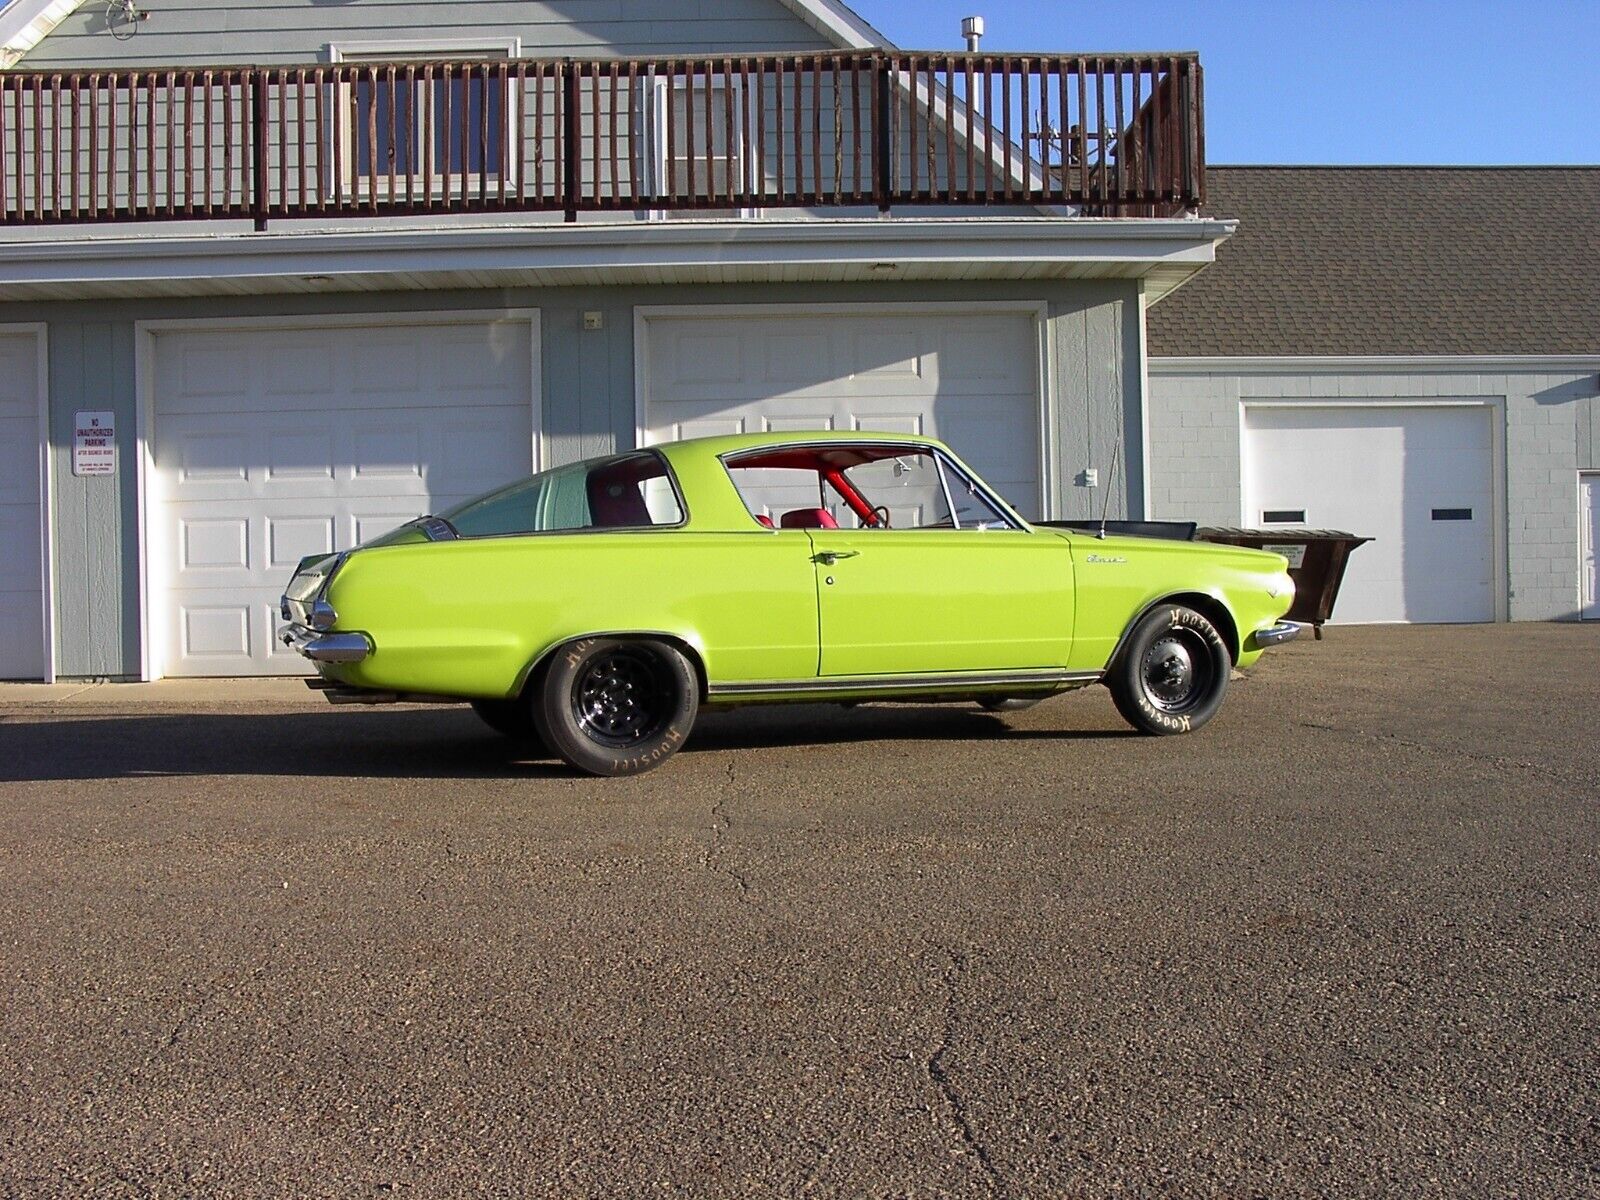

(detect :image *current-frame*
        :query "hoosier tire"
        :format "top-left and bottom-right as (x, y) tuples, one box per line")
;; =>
(533, 637), (699, 776)
(1107, 605), (1231, 736)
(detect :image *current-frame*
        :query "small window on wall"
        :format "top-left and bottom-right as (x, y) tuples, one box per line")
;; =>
(1262, 509), (1306, 524)
(332, 43), (519, 194)
(650, 75), (754, 215)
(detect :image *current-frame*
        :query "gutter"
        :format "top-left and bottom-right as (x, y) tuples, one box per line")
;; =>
(0, 217), (1237, 293)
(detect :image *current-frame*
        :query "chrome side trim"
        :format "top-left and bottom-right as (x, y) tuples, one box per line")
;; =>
(1252, 621), (1302, 648)
(706, 668), (1099, 699)
(281, 626), (372, 663)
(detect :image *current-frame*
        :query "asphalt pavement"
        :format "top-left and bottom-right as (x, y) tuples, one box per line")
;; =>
(1, 624), (1596, 1198)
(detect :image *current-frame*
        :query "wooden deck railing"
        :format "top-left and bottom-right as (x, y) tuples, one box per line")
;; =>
(0, 51), (1203, 228)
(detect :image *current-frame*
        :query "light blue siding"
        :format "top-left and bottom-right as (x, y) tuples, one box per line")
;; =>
(14, 0), (837, 68)
(8, 278), (1142, 677)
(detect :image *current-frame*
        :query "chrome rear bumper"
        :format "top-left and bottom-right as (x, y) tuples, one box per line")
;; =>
(1253, 621), (1303, 649)
(280, 625), (372, 663)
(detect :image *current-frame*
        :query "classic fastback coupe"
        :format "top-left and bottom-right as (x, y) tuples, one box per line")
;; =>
(280, 432), (1298, 775)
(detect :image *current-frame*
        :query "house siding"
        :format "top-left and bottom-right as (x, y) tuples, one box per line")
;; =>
(1148, 361), (1600, 622)
(7, 277), (1142, 677)
(13, 0), (836, 68)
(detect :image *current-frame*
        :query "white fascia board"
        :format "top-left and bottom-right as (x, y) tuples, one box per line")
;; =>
(0, 217), (1236, 292)
(776, 0), (894, 49)
(1150, 354), (1600, 373)
(0, 0), (89, 68)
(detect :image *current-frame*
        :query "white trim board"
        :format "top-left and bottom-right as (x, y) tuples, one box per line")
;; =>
(0, 323), (54, 682)
(0, 217), (1236, 296)
(327, 39), (522, 61)
(132, 308), (541, 681)
(632, 300), (1053, 519)
(1581, 471), (1600, 621)
(0, 0), (87, 68)
(1153, 355), (1600, 373)
(1136, 281), (1152, 521)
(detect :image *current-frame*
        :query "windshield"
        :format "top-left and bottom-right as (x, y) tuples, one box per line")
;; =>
(435, 451), (685, 538)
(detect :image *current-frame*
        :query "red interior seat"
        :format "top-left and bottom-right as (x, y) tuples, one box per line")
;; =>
(755, 514), (774, 528)
(779, 507), (839, 529)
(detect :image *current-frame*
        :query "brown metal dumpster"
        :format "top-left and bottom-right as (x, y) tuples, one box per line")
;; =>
(1196, 529), (1372, 638)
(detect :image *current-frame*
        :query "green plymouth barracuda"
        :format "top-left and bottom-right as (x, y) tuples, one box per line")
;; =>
(280, 432), (1298, 775)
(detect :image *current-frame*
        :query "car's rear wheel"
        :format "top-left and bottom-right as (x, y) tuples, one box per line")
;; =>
(1107, 605), (1231, 735)
(532, 637), (699, 776)
(470, 698), (547, 750)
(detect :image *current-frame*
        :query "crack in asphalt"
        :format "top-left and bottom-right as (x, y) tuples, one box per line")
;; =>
(157, 963), (267, 1058)
(703, 782), (752, 902)
(415, 833), (458, 903)
(927, 949), (1008, 1198)
(1293, 719), (1586, 789)
(796, 1129), (841, 1195)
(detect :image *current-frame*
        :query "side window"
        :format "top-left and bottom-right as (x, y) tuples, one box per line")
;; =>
(725, 465), (828, 527)
(936, 455), (1013, 530)
(841, 452), (952, 529)
(442, 452), (682, 536)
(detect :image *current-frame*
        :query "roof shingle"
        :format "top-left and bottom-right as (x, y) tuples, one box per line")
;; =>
(1146, 166), (1600, 357)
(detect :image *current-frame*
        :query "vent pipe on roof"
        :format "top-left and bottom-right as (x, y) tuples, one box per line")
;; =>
(961, 16), (984, 52)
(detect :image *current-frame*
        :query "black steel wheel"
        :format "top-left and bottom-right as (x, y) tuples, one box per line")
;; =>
(1107, 605), (1231, 735)
(533, 637), (698, 776)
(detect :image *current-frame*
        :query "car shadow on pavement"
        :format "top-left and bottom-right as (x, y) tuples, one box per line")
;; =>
(0, 701), (1135, 782)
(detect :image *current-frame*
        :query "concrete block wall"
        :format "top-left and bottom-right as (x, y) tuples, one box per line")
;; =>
(1148, 359), (1600, 621)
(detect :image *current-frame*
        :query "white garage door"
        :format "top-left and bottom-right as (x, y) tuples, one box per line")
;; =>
(1243, 405), (1495, 624)
(152, 317), (536, 677)
(0, 332), (46, 680)
(641, 308), (1042, 517)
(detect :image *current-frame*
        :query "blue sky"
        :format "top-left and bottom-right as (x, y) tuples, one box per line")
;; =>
(3, 0), (1594, 162)
(868, 0), (1600, 164)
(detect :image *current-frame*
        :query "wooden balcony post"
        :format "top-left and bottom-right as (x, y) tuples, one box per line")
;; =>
(249, 69), (268, 230)
(872, 55), (890, 214)
(562, 60), (579, 222)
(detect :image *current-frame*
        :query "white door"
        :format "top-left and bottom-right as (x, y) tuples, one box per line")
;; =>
(640, 309), (1042, 517)
(1582, 474), (1599, 620)
(152, 317), (536, 677)
(1243, 405), (1495, 624)
(0, 332), (46, 680)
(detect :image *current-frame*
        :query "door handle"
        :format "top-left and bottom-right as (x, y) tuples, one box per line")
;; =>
(813, 550), (860, 565)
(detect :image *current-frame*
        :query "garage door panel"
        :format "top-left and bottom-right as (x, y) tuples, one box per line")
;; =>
(644, 310), (1042, 525)
(850, 412), (924, 436)
(265, 515), (337, 572)
(180, 604), (252, 659)
(155, 319), (534, 677)
(1244, 405), (1495, 624)
(0, 420), (38, 504)
(354, 510), (429, 547)
(762, 414), (837, 434)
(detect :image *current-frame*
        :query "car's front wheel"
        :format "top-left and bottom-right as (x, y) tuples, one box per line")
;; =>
(532, 637), (699, 776)
(1107, 605), (1231, 735)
